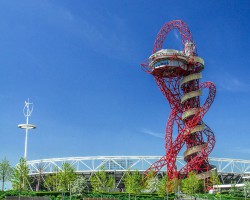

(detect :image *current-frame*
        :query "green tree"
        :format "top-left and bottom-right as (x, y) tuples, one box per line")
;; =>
(197, 179), (205, 193)
(58, 163), (76, 191)
(71, 176), (88, 196)
(36, 161), (45, 191)
(0, 157), (12, 191)
(90, 165), (115, 193)
(11, 158), (31, 190)
(124, 170), (142, 194)
(106, 174), (115, 192)
(170, 177), (181, 193)
(181, 171), (200, 196)
(244, 181), (250, 197)
(229, 182), (237, 196)
(157, 174), (168, 197)
(142, 170), (159, 193)
(44, 166), (59, 191)
(210, 171), (221, 188)
(45, 175), (56, 191)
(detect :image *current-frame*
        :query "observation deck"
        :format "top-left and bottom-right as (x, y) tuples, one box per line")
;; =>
(148, 49), (204, 77)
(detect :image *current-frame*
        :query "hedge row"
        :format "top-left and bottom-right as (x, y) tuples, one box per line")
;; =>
(1, 190), (250, 200)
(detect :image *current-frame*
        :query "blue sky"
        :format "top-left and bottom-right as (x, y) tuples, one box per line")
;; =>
(0, 0), (250, 165)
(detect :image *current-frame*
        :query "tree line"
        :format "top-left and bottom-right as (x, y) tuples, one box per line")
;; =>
(3, 157), (250, 199)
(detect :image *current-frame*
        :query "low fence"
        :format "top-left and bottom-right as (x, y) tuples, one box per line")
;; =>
(83, 198), (118, 200)
(6, 197), (49, 200)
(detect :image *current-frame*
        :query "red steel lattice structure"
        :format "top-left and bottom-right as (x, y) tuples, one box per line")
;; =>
(141, 20), (216, 180)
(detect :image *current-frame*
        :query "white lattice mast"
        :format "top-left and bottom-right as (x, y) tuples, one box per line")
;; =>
(18, 98), (36, 160)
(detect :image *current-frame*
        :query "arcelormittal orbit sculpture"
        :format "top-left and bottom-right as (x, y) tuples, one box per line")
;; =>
(141, 20), (216, 181)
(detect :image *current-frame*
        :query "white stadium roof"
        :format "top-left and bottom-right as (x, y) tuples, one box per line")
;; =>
(27, 156), (250, 175)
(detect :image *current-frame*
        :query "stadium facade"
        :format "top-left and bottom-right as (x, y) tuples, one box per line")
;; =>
(27, 156), (250, 190)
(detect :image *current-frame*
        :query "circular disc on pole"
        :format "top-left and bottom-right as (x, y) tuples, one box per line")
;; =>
(18, 124), (36, 129)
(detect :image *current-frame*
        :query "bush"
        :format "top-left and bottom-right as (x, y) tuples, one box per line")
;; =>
(83, 192), (175, 200)
(35, 191), (69, 197)
(0, 190), (36, 200)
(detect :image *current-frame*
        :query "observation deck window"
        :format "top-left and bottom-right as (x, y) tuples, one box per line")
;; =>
(153, 60), (169, 68)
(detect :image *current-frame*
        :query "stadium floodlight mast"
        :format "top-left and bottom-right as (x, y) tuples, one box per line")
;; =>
(18, 98), (36, 160)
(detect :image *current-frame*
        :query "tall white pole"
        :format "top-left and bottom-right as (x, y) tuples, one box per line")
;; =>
(18, 98), (36, 160)
(24, 102), (29, 159)
(24, 129), (28, 159)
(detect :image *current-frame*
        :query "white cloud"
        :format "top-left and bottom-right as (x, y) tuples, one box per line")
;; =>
(214, 72), (249, 92)
(13, 1), (139, 63)
(43, 2), (139, 62)
(140, 128), (164, 139)
(232, 147), (250, 154)
(174, 30), (181, 41)
(172, 29), (183, 50)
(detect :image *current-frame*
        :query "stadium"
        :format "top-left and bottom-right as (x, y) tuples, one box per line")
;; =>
(27, 156), (250, 190)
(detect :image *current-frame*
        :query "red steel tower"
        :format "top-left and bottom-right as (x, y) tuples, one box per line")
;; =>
(141, 20), (216, 181)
